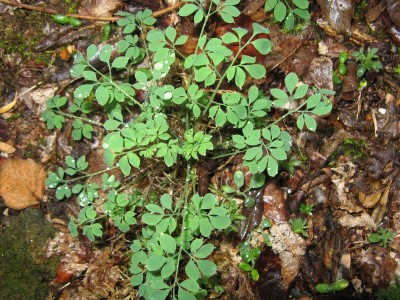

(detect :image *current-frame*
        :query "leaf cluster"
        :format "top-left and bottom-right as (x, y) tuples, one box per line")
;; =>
(352, 47), (383, 78)
(265, 0), (310, 31)
(368, 228), (395, 248)
(129, 193), (230, 299)
(290, 217), (308, 237)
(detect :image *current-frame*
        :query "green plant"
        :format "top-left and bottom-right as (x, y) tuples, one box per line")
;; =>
(222, 170), (266, 208)
(316, 279), (349, 294)
(299, 203), (314, 215)
(264, 0), (310, 31)
(43, 0), (333, 298)
(290, 217), (308, 237)
(237, 218), (272, 281)
(352, 47), (382, 77)
(238, 242), (261, 281)
(394, 64), (400, 74)
(368, 228), (396, 248)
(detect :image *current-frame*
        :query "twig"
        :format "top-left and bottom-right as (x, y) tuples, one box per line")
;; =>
(0, 0), (183, 21)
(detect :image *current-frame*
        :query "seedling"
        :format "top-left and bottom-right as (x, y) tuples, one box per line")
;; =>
(238, 241), (261, 281)
(299, 203), (314, 215)
(316, 279), (349, 294)
(290, 217), (308, 237)
(368, 228), (395, 247)
(352, 47), (382, 78)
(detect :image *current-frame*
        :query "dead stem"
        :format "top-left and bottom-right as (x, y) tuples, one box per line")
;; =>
(0, 0), (183, 21)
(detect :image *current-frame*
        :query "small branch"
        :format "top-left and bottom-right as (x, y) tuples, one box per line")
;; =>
(0, 0), (183, 21)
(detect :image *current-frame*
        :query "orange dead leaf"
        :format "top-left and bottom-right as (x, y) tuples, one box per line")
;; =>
(0, 141), (16, 154)
(0, 158), (46, 209)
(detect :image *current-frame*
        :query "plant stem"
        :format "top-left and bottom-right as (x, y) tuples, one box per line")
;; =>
(62, 166), (119, 184)
(55, 110), (103, 126)
(0, 0), (183, 21)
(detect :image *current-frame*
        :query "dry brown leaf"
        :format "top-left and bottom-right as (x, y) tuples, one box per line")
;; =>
(269, 222), (306, 289)
(336, 211), (376, 229)
(359, 190), (382, 208)
(386, 0), (400, 27)
(330, 160), (364, 213)
(0, 158), (46, 209)
(79, 0), (123, 17)
(303, 56), (334, 91)
(0, 141), (16, 154)
(371, 181), (391, 225)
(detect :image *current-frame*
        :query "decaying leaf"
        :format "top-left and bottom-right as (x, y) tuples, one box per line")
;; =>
(262, 180), (288, 223)
(359, 191), (381, 208)
(386, 0), (400, 28)
(336, 211), (376, 229)
(317, 0), (353, 35)
(79, 0), (123, 17)
(371, 181), (391, 225)
(0, 158), (46, 209)
(0, 141), (15, 154)
(330, 159), (363, 212)
(304, 56), (334, 91)
(0, 95), (17, 113)
(269, 222), (306, 289)
(358, 246), (398, 287)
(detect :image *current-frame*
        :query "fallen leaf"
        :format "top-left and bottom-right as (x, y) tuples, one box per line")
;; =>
(371, 181), (391, 225)
(0, 141), (15, 154)
(0, 94), (17, 113)
(336, 211), (376, 229)
(359, 190), (382, 208)
(78, 0), (123, 17)
(262, 180), (288, 223)
(269, 222), (306, 289)
(317, 0), (353, 35)
(386, 0), (400, 28)
(0, 158), (46, 209)
(303, 56), (334, 91)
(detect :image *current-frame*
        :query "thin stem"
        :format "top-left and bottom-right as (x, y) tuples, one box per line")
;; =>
(212, 150), (243, 159)
(55, 110), (103, 126)
(0, 0), (183, 21)
(172, 161), (192, 298)
(62, 166), (119, 184)
(265, 100), (307, 130)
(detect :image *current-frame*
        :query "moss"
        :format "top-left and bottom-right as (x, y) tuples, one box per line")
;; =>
(65, 0), (78, 13)
(328, 138), (366, 166)
(0, 208), (58, 299)
(0, 10), (48, 61)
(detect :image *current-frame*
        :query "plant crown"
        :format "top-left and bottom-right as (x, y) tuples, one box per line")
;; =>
(43, 0), (333, 299)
